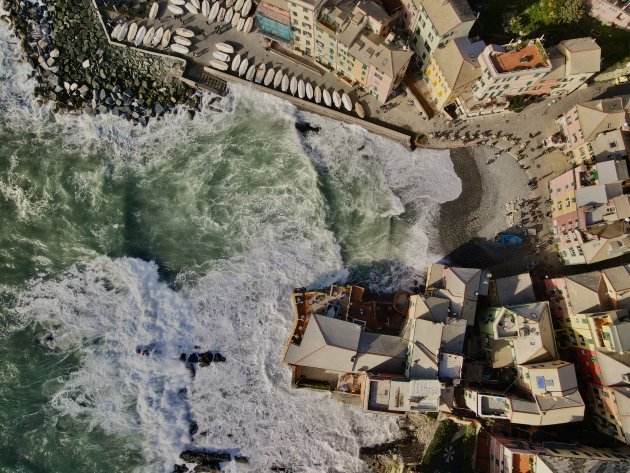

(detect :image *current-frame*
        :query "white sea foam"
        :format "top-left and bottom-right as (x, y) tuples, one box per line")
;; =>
(1, 20), (464, 472)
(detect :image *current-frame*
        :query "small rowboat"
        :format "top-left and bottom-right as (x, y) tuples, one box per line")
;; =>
(341, 92), (352, 112)
(170, 43), (189, 54)
(170, 0), (185, 5)
(332, 90), (342, 108)
(305, 82), (313, 100)
(208, 2), (219, 21)
(238, 58), (249, 77)
(167, 4), (184, 15)
(264, 68), (275, 86)
(134, 25), (146, 47)
(202, 0), (210, 16)
(217, 7), (226, 21)
(151, 26), (164, 47)
(184, 2), (199, 14)
(161, 29), (172, 48)
(231, 53), (241, 72)
(322, 89), (332, 107)
(355, 102), (365, 118)
(254, 63), (266, 83)
(297, 79), (305, 98)
(234, 0), (244, 12)
(225, 7), (234, 24)
(226, 0), (235, 7)
(149, 1), (159, 19)
(237, 18), (245, 31)
(243, 16), (253, 33)
(281, 75), (289, 92)
(117, 23), (129, 42)
(245, 64), (256, 81)
(191, 0), (200, 9)
(290, 76), (297, 95)
(241, 0), (252, 16)
(231, 12), (241, 27)
(208, 60), (229, 71)
(215, 42), (234, 54)
(173, 35), (192, 46)
(213, 51), (230, 61)
(176, 27), (194, 37)
(112, 23), (122, 40)
(127, 22), (138, 41)
(142, 27), (155, 46)
(273, 69), (283, 89)
(314, 86), (321, 104)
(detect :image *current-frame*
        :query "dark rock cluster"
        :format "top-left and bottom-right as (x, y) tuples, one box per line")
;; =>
(173, 450), (249, 472)
(2, 0), (200, 124)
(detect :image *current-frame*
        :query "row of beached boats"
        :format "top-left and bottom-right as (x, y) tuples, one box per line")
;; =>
(167, 0), (255, 33)
(205, 51), (365, 117)
(110, 21), (201, 55)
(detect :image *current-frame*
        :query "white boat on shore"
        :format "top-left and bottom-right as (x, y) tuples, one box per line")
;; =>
(290, 76), (297, 95)
(354, 102), (365, 118)
(174, 35), (192, 46)
(231, 12), (240, 27)
(215, 42), (234, 54)
(254, 63), (266, 83)
(149, 1), (159, 19)
(217, 7), (225, 21)
(208, 2), (219, 21)
(152, 26), (164, 46)
(243, 16), (253, 33)
(142, 26), (155, 46)
(161, 29), (172, 47)
(297, 79), (305, 98)
(117, 23), (129, 41)
(134, 25), (146, 47)
(167, 4), (184, 15)
(191, 0), (200, 9)
(341, 92), (352, 112)
(322, 89), (332, 106)
(184, 2), (199, 14)
(170, 0), (185, 5)
(238, 58), (249, 76)
(176, 27), (194, 37)
(281, 74), (289, 92)
(332, 90), (341, 108)
(237, 17), (245, 31)
(263, 68), (275, 86)
(112, 23), (122, 40)
(170, 43), (189, 54)
(213, 51), (230, 61)
(305, 82), (313, 100)
(314, 86), (321, 104)
(225, 7), (234, 24)
(273, 69), (283, 88)
(127, 22), (138, 41)
(226, 0), (235, 7)
(234, 0), (244, 12)
(202, 0), (209, 16)
(231, 53), (241, 71)
(209, 59), (229, 71)
(241, 0), (252, 16)
(245, 64), (256, 81)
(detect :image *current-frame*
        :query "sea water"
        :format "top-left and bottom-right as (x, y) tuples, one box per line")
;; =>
(0, 23), (462, 473)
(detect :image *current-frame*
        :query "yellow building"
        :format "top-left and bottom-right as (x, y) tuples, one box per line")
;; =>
(289, 0), (327, 56)
(423, 37), (484, 111)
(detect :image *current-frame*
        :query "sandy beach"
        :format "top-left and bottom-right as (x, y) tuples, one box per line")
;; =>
(434, 146), (534, 273)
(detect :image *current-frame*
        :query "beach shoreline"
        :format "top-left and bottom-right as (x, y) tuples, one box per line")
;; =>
(434, 146), (534, 274)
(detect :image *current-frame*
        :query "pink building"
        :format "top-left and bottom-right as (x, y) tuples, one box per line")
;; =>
(587, 0), (630, 30)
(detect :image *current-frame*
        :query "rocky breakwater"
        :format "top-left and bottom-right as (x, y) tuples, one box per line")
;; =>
(1, 0), (201, 124)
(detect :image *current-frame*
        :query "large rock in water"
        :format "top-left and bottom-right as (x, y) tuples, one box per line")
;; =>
(178, 450), (232, 472)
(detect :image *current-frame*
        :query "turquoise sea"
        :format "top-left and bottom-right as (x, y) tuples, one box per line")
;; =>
(0, 23), (461, 473)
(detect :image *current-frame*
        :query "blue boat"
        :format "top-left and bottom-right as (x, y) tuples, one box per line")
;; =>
(495, 233), (523, 245)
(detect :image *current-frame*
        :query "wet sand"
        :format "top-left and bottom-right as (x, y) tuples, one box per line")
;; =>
(434, 146), (533, 271)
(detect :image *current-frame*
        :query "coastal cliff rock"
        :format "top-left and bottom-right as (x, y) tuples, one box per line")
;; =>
(1, 0), (199, 124)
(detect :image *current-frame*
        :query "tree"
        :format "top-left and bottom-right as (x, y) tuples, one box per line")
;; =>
(558, 0), (585, 23)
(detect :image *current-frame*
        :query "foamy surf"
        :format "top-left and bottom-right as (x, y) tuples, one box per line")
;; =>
(0, 20), (463, 473)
